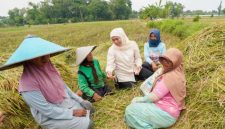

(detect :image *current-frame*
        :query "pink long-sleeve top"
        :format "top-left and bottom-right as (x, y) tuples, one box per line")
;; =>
(151, 78), (181, 118)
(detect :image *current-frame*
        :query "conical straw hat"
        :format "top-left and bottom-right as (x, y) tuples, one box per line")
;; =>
(0, 35), (70, 71)
(76, 45), (97, 66)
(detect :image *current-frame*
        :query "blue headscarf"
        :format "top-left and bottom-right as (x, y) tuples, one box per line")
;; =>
(148, 29), (161, 47)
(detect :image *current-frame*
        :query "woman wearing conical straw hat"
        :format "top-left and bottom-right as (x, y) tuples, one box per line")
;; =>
(125, 48), (186, 129)
(76, 46), (112, 102)
(0, 35), (93, 129)
(106, 28), (153, 89)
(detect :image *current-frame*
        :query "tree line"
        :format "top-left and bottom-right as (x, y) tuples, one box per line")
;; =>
(0, 0), (133, 26)
(139, 0), (225, 19)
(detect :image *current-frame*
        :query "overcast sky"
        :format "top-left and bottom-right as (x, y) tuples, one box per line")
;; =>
(0, 0), (224, 16)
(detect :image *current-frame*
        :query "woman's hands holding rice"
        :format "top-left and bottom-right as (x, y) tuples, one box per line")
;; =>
(92, 93), (102, 102)
(106, 72), (115, 79)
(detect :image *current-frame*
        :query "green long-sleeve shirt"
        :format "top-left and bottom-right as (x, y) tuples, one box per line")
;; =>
(78, 59), (106, 97)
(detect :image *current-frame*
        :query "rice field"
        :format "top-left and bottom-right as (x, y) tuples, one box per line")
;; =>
(0, 19), (225, 129)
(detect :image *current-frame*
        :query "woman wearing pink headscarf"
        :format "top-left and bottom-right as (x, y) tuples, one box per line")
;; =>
(125, 48), (186, 129)
(20, 56), (93, 129)
(0, 36), (93, 129)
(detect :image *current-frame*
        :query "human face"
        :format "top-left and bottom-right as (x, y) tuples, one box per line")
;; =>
(160, 58), (173, 72)
(30, 55), (50, 67)
(149, 33), (157, 40)
(86, 52), (93, 62)
(111, 36), (122, 47)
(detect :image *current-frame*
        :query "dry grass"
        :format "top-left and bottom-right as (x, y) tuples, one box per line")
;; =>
(0, 19), (225, 129)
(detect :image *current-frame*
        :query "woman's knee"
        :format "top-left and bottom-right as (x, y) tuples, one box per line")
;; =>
(125, 104), (137, 115)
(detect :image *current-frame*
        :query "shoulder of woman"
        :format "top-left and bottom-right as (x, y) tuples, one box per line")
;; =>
(93, 59), (99, 64)
(129, 40), (139, 47)
(159, 42), (166, 46)
(144, 42), (149, 47)
(109, 45), (116, 51)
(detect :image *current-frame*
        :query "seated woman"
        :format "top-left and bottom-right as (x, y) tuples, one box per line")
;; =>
(76, 46), (112, 102)
(142, 29), (166, 72)
(106, 28), (153, 89)
(0, 35), (93, 129)
(125, 48), (186, 129)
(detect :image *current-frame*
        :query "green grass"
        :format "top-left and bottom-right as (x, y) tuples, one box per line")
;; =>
(0, 19), (225, 129)
(147, 19), (208, 39)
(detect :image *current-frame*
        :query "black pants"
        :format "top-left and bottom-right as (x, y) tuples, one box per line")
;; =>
(135, 67), (153, 81)
(115, 67), (153, 89)
(82, 85), (112, 102)
(115, 81), (135, 89)
(142, 62), (154, 72)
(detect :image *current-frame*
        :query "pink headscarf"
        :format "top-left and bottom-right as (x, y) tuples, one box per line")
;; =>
(160, 48), (186, 109)
(153, 48), (186, 109)
(19, 61), (66, 104)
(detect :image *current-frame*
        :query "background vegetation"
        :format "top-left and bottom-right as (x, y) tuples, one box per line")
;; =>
(0, 18), (225, 129)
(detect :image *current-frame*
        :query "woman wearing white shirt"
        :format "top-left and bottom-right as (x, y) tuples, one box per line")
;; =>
(106, 28), (152, 89)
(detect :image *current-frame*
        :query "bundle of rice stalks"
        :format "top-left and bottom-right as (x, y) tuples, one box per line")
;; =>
(0, 91), (39, 129)
(171, 24), (225, 129)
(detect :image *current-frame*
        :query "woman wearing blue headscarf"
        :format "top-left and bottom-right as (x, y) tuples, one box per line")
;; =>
(142, 29), (166, 72)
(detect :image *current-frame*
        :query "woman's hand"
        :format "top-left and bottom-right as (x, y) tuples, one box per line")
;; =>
(81, 100), (95, 114)
(92, 93), (102, 102)
(106, 72), (115, 79)
(81, 100), (92, 109)
(152, 62), (158, 71)
(73, 109), (87, 117)
(131, 97), (145, 103)
(134, 67), (142, 75)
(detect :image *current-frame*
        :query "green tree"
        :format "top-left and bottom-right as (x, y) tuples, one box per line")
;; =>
(140, 1), (184, 19)
(26, 2), (48, 25)
(170, 2), (184, 18)
(8, 8), (26, 26)
(88, 0), (112, 21)
(222, 8), (225, 15)
(140, 5), (161, 19)
(110, 0), (132, 19)
(162, 1), (174, 18)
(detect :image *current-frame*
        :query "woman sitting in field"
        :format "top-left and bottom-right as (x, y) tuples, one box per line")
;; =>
(76, 46), (112, 102)
(106, 28), (153, 89)
(0, 35), (93, 129)
(125, 48), (186, 129)
(142, 29), (166, 72)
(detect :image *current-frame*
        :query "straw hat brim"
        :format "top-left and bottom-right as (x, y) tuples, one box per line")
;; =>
(0, 48), (70, 71)
(76, 46), (97, 66)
